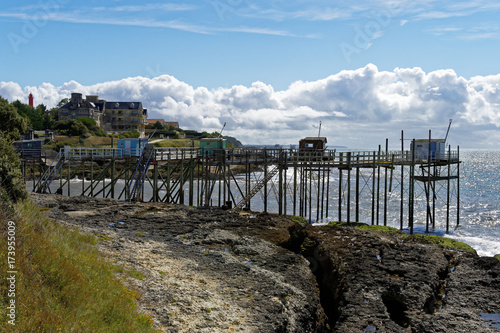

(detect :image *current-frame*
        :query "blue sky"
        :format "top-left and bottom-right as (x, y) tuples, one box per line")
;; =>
(2, 0), (500, 89)
(1, 0), (500, 148)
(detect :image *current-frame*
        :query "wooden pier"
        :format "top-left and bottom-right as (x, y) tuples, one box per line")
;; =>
(23, 136), (461, 234)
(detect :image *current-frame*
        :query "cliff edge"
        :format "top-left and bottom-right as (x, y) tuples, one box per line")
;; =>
(32, 194), (500, 332)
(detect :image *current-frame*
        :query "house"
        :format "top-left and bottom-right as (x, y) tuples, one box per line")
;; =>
(117, 138), (149, 157)
(101, 101), (147, 137)
(59, 93), (103, 127)
(146, 119), (179, 129)
(410, 139), (446, 161)
(199, 138), (226, 155)
(299, 137), (328, 151)
(14, 139), (43, 160)
(58, 93), (148, 137)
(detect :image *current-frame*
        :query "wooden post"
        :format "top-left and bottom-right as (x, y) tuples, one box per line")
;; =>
(326, 164), (330, 219)
(347, 152), (351, 223)
(293, 161), (297, 216)
(153, 157), (158, 203)
(338, 167), (343, 222)
(355, 155), (360, 223)
(321, 164), (326, 221)
(376, 146), (381, 225)
(426, 130), (432, 233)
(189, 158), (194, 207)
(316, 165), (320, 223)
(246, 151), (250, 210)
(180, 156), (184, 205)
(409, 139), (415, 234)
(82, 160), (85, 196)
(457, 146), (460, 226)
(67, 158), (70, 197)
(264, 149), (268, 213)
(371, 151), (376, 225)
(111, 150), (115, 199)
(384, 139), (388, 226)
(279, 163), (283, 215)
(167, 154), (171, 203)
(284, 154), (288, 216)
(400, 130), (404, 230)
(446, 145), (451, 233)
(309, 162), (312, 223)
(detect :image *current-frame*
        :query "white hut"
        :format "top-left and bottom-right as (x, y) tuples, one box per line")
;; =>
(410, 139), (446, 161)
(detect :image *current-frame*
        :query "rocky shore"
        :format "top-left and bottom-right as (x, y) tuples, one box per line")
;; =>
(31, 193), (500, 332)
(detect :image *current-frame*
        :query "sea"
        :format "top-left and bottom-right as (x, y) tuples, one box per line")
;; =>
(27, 148), (500, 257)
(445, 149), (500, 257)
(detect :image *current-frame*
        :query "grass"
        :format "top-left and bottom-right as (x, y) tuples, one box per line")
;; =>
(326, 221), (477, 255)
(44, 135), (114, 150)
(495, 254), (500, 262)
(0, 200), (158, 332)
(286, 215), (308, 226)
(153, 139), (198, 148)
(404, 234), (477, 254)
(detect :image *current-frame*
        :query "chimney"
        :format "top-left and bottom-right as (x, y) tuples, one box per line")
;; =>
(86, 95), (99, 103)
(71, 93), (83, 104)
(29, 93), (34, 107)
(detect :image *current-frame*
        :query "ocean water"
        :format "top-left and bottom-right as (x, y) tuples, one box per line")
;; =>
(27, 149), (500, 257)
(445, 150), (500, 257)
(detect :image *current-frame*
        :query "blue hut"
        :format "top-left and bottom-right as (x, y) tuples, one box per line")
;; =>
(117, 138), (149, 157)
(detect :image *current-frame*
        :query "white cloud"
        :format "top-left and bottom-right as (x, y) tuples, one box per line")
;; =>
(2, 64), (500, 149)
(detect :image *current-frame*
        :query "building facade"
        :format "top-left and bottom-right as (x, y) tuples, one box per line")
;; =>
(146, 119), (179, 129)
(59, 93), (103, 127)
(58, 93), (148, 137)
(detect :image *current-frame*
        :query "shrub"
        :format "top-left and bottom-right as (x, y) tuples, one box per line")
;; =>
(119, 130), (140, 139)
(0, 136), (27, 202)
(53, 120), (89, 137)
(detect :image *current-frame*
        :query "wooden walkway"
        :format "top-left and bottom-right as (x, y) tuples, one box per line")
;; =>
(25, 144), (461, 234)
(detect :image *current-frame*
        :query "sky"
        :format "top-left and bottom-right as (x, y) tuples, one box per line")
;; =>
(1, 0), (500, 148)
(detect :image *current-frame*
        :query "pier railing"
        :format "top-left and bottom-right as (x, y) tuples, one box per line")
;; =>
(62, 146), (459, 165)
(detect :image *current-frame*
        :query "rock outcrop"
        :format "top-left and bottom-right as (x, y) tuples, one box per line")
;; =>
(32, 194), (500, 332)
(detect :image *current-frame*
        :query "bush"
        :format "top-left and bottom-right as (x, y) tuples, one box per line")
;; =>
(53, 120), (89, 137)
(77, 118), (105, 136)
(0, 136), (27, 202)
(119, 130), (140, 139)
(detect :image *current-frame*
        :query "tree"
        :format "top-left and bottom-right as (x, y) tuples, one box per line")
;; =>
(0, 97), (28, 202)
(12, 100), (54, 130)
(57, 98), (69, 107)
(53, 120), (89, 137)
(0, 97), (28, 141)
(153, 121), (164, 130)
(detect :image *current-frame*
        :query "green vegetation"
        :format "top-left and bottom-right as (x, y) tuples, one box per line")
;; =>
(53, 119), (90, 137)
(116, 129), (140, 139)
(0, 97), (28, 202)
(286, 215), (308, 226)
(0, 201), (157, 332)
(6, 97), (244, 149)
(495, 254), (500, 262)
(0, 97), (28, 142)
(12, 100), (56, 130)
(0, 97), (157, 332)
(405, 234), (477, 254)
(325, 221), (477, 255)
(45, 135), (114, 152)
(126, 269), (146, 280)
(153, 138), (197, 148)
(52, 118), (107, 137)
